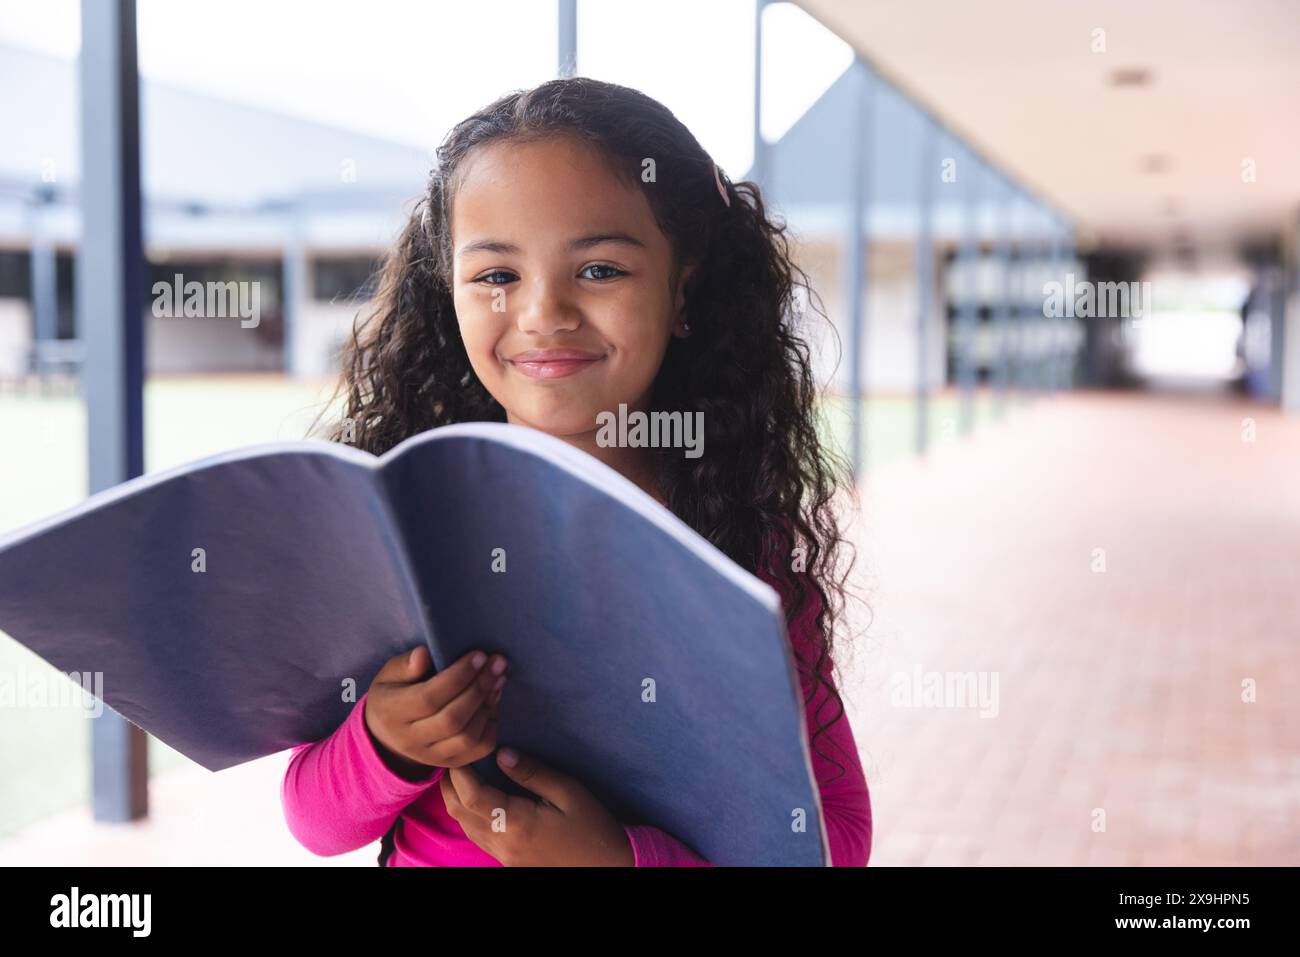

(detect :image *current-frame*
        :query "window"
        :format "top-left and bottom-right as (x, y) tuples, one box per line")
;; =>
(312, 257), (380, 303)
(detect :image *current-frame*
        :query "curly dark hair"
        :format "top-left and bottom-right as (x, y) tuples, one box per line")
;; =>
(317, 76), (864, 782)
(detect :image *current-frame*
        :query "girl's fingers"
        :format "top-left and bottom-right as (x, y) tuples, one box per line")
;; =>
(413, 664), (505, 738)
(444, 763), (511, 823)
(425, 702), (497, 765)
(372, 645), (431, 687)
(403, 650), (504, 722)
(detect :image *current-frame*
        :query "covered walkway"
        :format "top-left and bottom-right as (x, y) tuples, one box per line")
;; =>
(849, 390), (1299, 865)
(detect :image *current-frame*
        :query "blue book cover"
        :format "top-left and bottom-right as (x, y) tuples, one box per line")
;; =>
(0, 421), (829, 865)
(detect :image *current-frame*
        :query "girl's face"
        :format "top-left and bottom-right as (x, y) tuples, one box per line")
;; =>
(450, 134), (691, 440)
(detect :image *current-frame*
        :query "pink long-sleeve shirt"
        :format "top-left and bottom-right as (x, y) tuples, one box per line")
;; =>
(281, 555), (873, 866)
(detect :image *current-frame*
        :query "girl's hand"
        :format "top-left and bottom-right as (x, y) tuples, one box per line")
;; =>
(363, 646), (507, 781)
(441, 748), (635, 866)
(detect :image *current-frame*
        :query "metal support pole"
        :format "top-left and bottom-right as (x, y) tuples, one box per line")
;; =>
(914, 115), (936, 456)
(846, 61), (873, 477)
(1267, 268), (1286, 403)
(28, 200), (59, 368)
(1068, 234), (1083, 389)
(1047, 230), (1057, 393)
(1283, 215), (1300, 415)
(1008, 185), (1025, 403)
(557, 0), (577, 78)
(1027, 218), (1042, 394)
(751, 0), (769, 187)
(282, 214), (307, 378)
(993, 177), (1012, 417)
(957, 153), (979, 434)
(79, 0), (148, 822)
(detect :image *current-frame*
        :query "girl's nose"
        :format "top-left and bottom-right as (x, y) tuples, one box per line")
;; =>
(516, 278), (581, 335)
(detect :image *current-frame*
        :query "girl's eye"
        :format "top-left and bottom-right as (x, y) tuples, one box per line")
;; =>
(580, 263), (625, 281)
(474, 265), (624, 285)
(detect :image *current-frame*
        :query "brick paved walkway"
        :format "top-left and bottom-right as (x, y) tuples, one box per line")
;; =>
(842, 388), (1300, 866)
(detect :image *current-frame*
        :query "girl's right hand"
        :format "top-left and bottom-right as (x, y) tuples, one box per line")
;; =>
(363, 646), (508, 782)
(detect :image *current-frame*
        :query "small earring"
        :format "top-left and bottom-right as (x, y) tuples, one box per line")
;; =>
(681, 320), (691, 334)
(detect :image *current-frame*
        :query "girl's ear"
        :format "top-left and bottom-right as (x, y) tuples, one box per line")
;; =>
(672, 263), (697, 337)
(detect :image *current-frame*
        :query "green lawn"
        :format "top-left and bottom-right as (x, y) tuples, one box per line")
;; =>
(0, 375), (1021, 837)
(0, 375), (338, 837)
(817, 387), (1014, 472)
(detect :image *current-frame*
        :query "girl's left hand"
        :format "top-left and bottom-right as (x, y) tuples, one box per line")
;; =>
(440, 747), (635, 866)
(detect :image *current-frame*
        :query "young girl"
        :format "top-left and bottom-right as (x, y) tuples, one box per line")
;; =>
(281, 76), (872, 867)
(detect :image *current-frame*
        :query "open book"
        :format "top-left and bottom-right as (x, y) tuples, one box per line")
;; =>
(0, 421), (829, 865)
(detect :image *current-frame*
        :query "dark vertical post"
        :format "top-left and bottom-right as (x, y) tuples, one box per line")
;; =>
(957, 151), (979, 434)
(1266, 268), (1286, 403)
(992, 176), (1011, 417)
(1026, 204), (1041, 394)
(1071, 234), (1086, 389)
(1036, 207), (1052, 394)
(1051, 214), (1065, 392)
(1006, 186), (1023, 401)
(79, 0), (149, 822)
(1283, 216), (1300, 414)
(1046, 224), (1061, 394)
(1023, 205), (1037, 394)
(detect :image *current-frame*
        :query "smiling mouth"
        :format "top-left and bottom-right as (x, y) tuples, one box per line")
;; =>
(507, 355), (604, 380)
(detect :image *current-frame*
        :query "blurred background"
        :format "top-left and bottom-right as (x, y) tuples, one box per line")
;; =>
(0, 0), (1296, 865)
